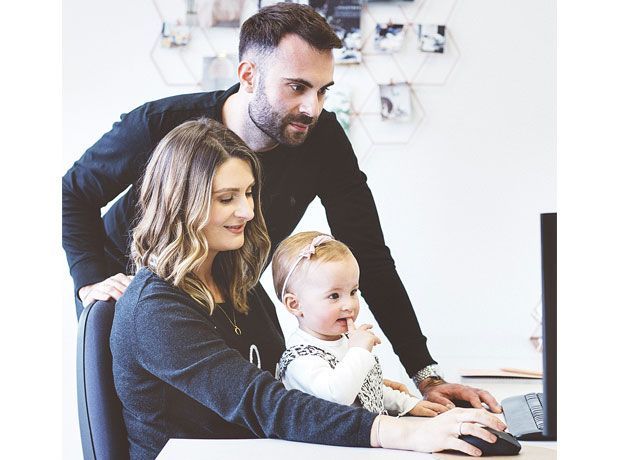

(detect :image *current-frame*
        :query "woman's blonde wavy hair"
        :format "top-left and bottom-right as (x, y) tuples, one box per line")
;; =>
(131, 118), (270, 314)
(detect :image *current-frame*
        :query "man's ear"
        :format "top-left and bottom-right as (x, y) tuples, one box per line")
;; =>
(238, 60), (257, 93)
(283, 293), (303, 318)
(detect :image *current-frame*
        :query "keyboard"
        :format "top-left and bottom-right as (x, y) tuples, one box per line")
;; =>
(501, 393), (546, 440)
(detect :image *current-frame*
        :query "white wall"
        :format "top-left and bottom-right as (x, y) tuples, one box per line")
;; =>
(62, 0), (555, 457)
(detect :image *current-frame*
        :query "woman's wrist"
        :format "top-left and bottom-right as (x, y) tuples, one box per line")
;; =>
(371, 415), (398, 448)
(370, 414), (415, 450)
(370, 415), (382, 448)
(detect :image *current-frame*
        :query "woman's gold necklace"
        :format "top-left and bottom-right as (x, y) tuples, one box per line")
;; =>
(210, 281), (242, 336)
(216, 302), (242, 336)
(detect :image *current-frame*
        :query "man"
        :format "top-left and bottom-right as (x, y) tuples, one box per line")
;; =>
(62, 3), (500, 411)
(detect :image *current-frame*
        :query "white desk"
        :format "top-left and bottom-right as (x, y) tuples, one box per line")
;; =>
(159, 438), (556, 459)
(159, 439), (439, 459)
(158, 378), (556, 459)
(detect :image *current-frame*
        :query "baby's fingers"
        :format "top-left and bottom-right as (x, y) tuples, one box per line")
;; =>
(415, 407), (438, 417)
(410, 403), (438, 417)
(423, 401), (449, 414)
(346, 318), (356, 331)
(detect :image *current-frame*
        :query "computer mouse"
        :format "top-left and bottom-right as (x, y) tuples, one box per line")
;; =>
(460, 426), (522, 456)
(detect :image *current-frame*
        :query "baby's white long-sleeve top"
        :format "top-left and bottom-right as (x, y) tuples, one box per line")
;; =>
(279, 328), (421, 415)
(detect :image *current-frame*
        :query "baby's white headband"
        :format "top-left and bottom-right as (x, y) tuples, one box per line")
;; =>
(280, 234), (334, 302)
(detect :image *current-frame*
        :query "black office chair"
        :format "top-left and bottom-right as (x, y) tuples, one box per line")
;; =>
(77, 300), (129, 460)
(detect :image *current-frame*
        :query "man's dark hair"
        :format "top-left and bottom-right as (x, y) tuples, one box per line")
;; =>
(239, 3), (342, 60)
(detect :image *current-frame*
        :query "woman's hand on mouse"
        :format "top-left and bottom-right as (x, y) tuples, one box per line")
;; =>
(371, 407), (507, 457)
(346, 318), (381, 351)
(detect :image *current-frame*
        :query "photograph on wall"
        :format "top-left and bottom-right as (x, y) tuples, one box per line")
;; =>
(322, 84), (352, 133)
(185, 0), (198, 26)
(259, 0), (309, 8)
(198, 0), (247, 27)
(417, 24), (446, 53)
(201, 54), (238, 91)
(160, 22), (191, 48)
(379, 82), (412, 121)
(374, 22), (406, 53)
(309, 0), (363, 64)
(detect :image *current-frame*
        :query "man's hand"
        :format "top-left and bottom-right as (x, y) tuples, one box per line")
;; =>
(79, 273), (134, 307)
(346, 318), (381, 352)
(420, 380), (502, 413)
(383, 379), (412, 396)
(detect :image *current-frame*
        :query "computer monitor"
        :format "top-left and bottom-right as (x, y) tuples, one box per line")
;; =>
(501, 213), (557, 440)
(541, 213), (557, 440)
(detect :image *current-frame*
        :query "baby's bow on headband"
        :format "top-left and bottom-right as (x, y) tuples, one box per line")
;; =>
(280, 234), (334, 301)
(298, 235), (334, 259)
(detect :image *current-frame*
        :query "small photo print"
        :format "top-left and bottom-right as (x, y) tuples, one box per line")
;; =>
(333, 47), (361, 65)
(161, 22), (191, 48)
(379, 82), (412, 121)
(202, 54), (237, 91)
(185, 0), (198, 26)
(323, 84), (352, 133)
(198, 0), (247, 27)
(374, 23), (406, 53)
(417, 24), (446, 53)
(259, 0), (309, 8)
(310, 0), (362, 65)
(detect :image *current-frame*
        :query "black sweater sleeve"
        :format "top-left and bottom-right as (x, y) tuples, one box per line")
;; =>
(62, 107), (152, 295)
(315, 113), (437, 375)
(130, 286), (377, 446)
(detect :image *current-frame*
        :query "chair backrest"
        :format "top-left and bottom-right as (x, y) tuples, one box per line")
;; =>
(77, 300), (129, 460)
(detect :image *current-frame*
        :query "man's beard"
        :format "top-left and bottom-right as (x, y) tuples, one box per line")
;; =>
(248, 83), (317, 146)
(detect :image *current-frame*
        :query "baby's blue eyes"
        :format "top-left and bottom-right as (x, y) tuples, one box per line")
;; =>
(328, 289), (358, 300)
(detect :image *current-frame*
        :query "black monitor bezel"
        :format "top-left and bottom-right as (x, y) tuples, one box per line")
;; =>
(541, 213), (557, 440)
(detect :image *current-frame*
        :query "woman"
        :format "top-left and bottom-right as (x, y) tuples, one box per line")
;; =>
(110, 118), (504, 459)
